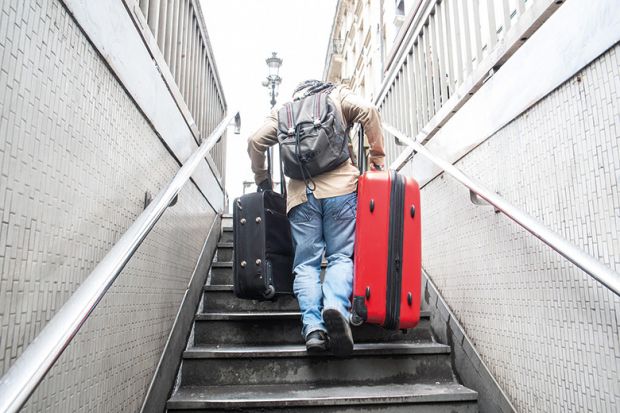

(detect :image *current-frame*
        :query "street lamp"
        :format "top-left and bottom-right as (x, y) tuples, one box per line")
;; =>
(261, 52), (283, 182)
(262, 52), (282, 108)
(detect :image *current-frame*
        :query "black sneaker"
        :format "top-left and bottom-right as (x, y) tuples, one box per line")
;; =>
(305, 330), (328, 352)
(323, 308), (354, 356)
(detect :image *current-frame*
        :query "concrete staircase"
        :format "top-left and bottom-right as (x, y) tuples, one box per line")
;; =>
(166, 215), (478, 412)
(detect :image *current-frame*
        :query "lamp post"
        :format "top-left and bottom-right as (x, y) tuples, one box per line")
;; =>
(262, 52), (282, 108)
(261, 52), (283, 183)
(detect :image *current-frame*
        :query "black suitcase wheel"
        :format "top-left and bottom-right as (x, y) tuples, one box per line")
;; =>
(350, 312), (364, 327)
(263, 285), (276, 299)
(351, 296), (367, 326)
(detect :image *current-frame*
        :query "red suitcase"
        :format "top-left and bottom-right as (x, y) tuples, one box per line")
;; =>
(351, 170), (421, 330)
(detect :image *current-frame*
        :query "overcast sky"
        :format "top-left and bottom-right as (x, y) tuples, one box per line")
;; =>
(200, 0), (337, 207)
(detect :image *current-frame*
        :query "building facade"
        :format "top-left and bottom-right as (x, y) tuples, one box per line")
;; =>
(323, 0), (417, 100)
(324, 0), (620, 411)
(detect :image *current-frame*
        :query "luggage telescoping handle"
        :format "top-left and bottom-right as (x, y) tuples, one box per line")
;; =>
(357, 126), (385, 172)
(266, 147), (273, 185)
(357, 125), (366, 172)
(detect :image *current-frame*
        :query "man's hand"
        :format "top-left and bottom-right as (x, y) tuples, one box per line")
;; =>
(368, 155), (385, 171)
(257, 177), (273, 192)
(369, 162), (384, 171)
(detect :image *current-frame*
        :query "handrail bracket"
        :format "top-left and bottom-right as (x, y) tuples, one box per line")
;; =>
(469, 190), (500, 214)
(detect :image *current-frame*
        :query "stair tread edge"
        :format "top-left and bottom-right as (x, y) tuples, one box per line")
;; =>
(183, 342), (450, 358)
(167, 382), (478, 407)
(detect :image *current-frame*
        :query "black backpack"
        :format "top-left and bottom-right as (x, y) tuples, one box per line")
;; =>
(277, 89), (350, 185)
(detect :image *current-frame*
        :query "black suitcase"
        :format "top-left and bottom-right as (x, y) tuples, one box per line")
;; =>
(232, 190), (294, 300)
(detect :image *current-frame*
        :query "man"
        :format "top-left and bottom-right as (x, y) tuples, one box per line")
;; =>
(247, 80), (385, 356)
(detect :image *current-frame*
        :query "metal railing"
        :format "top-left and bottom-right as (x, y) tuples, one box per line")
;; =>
(376, 0), (563, 166)
(382, 123), (620, 297)
(0, 112), (241, 413)
(134, 0), (227, 179)
(365, 0), (620, 291)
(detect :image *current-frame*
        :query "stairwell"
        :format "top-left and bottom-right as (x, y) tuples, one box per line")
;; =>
(166, 215), (479, 412)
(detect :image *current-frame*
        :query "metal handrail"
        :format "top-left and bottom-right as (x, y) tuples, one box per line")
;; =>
(0, 111), (241, 413)
(383, 123), (620, 297)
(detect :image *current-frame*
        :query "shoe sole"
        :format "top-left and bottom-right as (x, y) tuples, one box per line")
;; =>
(323, 308), (354, 357)
(306, 342), (327, 353)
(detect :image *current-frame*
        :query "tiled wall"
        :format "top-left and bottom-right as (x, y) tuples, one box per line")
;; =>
(419, 44), (620, 412)
(0, 1), (217, 411)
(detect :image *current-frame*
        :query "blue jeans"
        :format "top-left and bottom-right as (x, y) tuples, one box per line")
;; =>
(288, 191), (357, 339)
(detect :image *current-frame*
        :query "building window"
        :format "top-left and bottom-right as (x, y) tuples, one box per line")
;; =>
(395, 0), (405, 16)
(333, 38), (344, 54)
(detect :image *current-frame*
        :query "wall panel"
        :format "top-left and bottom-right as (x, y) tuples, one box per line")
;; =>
(419, 45), (620, 412)
(0, 0), (218, 410)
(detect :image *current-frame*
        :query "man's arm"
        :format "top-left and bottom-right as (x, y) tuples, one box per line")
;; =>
(339, 87), (386, 170)
(247, 111), (279, 186)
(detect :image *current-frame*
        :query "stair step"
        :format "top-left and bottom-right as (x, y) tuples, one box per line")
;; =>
(221, 227), (233, 242)
(214, 242), (233, 262)
(211, 261), (232, 268)
(203, 284), (234, 291)
(209, 261), (327, 285)
(167, 383), (478, 412)
(196, 311), (301, 320)
(194, 311), (433, 345)
(196, 311), (431, 320)
(179, 343), (454, 387)
(184, 342), (450, 359)
(208, 262), (233, 284)
(203, 285), (299, 312)
(211, 261), (327, 269)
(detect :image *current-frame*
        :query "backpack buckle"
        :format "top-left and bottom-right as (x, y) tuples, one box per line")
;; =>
(313, 119), (321, 128)
(287, 127), (294, 136)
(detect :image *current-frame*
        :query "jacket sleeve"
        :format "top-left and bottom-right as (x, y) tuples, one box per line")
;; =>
(339, 87), (386, 168)
(247, 111), (279, 184)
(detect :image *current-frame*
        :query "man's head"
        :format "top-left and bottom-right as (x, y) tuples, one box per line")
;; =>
(292, 80), (335, 100)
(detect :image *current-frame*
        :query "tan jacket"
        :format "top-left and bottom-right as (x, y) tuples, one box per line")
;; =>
(247, 85), (385, 212)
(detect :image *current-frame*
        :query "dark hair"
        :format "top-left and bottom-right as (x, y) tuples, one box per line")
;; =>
(293, 80), (335, 98)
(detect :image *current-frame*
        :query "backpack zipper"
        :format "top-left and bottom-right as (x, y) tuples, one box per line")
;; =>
(286, 103), (293, 130)
(315, 93), (321, 120)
